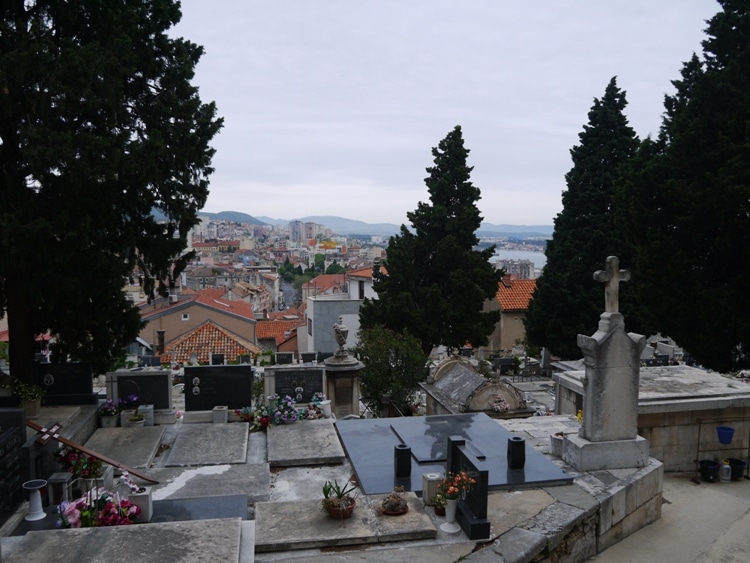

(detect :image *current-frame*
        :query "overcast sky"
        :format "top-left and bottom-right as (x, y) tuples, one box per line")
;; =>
(173, 0), (719, 226)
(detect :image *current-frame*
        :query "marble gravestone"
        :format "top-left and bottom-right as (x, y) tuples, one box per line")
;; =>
(562, 256), (650, 471)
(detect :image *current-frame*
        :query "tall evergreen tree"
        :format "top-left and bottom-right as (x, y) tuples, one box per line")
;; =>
(0, 1), (222, 378)
(525, 78), (641, 359)
(618, 0), (750, 372)
(359, 125), (503, 354)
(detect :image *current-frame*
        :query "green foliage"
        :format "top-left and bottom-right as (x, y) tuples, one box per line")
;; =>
(0, 1), (222, 378)
(359, 126), (503, 354)
(314, 254), (326, 272)
(353, 325), (427, 416)
(524, 78), (642, 359)
(616, 0), (750, 371)
(325, 262), (345, 274)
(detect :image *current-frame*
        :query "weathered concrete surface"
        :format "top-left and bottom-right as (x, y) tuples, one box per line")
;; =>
(4, 518), (242, 563)
(84, 425), (166, 469)
(267, 418), (345, 466)
(146, 463), (270, 503)
(254, 494), (436, 553)
(486, 489), (556, 538)
(166, 422), (248, 466)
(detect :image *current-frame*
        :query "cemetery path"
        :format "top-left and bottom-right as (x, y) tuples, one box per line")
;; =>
(590, 472), (750, 562)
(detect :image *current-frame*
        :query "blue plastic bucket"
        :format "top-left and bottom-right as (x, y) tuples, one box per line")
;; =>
(717, 426), (735, 445)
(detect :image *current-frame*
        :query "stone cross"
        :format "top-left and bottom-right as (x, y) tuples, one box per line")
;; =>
(593, 256), (630, 313)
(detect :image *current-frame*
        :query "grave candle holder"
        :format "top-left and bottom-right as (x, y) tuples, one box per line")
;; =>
(23, 479), (47, 521)
(394, 444), (412, 478)
(507, 436), (526, 469)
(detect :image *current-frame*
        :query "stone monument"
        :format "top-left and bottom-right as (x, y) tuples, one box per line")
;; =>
(324, 317), (363, 419)
(562, 256), (650, 471)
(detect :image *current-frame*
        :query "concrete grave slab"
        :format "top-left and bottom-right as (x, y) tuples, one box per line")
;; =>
(486, 488), (555, 538)
(145, 463), (271, 503)
(84, 425), (166, 469)
(5, 517), (243, 563)
(267, 418), (345, 467)
(254, 496), (436, 553)
(165, 422), (249, 466)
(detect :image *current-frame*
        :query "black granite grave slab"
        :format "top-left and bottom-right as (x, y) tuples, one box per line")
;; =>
(34, 362), (98, 405)
(272, 367), (324, 404)
(184, 365), (253, 410)
(115, 371), (172, 410)
(0, 408), (26, 528)
(335, 413), (572, 495)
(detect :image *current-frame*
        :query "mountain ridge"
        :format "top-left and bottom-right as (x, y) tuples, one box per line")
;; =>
(199, 211), (553, 237)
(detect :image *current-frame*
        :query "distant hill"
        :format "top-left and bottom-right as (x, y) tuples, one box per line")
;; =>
(198, 211), (553, 237)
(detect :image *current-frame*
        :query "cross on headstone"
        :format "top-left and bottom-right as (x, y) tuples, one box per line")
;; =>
(593, 256), (630, 313)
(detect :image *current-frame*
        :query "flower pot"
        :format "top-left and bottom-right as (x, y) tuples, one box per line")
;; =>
(717, 426), (735, 445)
(120, 409), (135, 427)
(445, 498), (458, 523)
(381, 506), (409, 516)
(22, 398), (41, 420)
(550, 434), (563, 457)
(129, 418), (145, 428)
(434, 505), (446, 517)
(327, 499), (355, 520)
(319, 399), (332, 418)
(128, 486), (153, 523)
(213, 405), (228, 424)
(100, 414), (119, 428)
(507, 436), (526, 469)
(699, 459), (721, 482)
(728, 458), (748, 481)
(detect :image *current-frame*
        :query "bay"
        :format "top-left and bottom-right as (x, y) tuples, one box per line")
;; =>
(492, 248), (547, 270)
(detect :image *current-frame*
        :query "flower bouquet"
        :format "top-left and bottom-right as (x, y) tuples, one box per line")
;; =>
(234, 406), (273, 431)
(439, 471), (476, 500)
(98, 398), (119, 417)
(57, 488), (141, 528)
(272, 395), (299, 424)
(55, 446), (104, 479)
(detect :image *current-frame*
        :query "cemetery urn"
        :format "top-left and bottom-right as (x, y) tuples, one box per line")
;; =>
(394, 444), (412, 478)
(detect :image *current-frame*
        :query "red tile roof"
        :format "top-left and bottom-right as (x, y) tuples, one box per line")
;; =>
(496, 276), (536, 311)
(141, 290), (255, 322)
(256, 319), (305, 341)
(163, 321), (260, 364)
(302, 274), (346, 292)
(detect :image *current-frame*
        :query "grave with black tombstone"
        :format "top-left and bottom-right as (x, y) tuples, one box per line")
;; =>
(138, 355), (161, 368)
(264, 365), (324, 406)
(275, 352), (294, 365)
(446, 435), (491, 539)
(34, 361), (98, 405)
(300, 352), (317, 364)
(184, 365), (254, 411)
(107, 369), (173, 424)
(210, 353), (225, 366)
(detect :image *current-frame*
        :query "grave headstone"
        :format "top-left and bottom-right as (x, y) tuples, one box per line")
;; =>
(34, 361), (97, 405)
(184, 365), (253, 410)
(300, 352), (317, 364)
(276, 352), (294, 365)
(0, 408), (27, 528)
(210, 354), (225, 366)
(138, 355), (161, 367)
(563, 256), (649, 471)
(272, 367), (324, 404)
(237, 354), (251, 365)
(446, 436), (490, 540)
(108, 370), (173, 410)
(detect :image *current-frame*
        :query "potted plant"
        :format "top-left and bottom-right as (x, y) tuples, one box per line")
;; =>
(438, 471), (476, 524)
(55, 445), (113, 494)
(321, 479), (357, 520)
(98, 398), (120, 428)
(431, 493), (447, 516)
(379, 486), (409, 516)
(118, 394), (139, 426)
(128, 410), (146, 427)
(1, 375), (45, 418)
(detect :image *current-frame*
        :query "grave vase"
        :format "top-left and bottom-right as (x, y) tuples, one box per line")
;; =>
(21, 398), (41, 420)
(129, 486), (153, 523)
(100, 414), (118, 428)
(394, 444), (411, 477)
(319, 400), (332, 418)
(120, 409), (135, 427)
(445, 498), (458, 523)
(507, 436), (526, 469)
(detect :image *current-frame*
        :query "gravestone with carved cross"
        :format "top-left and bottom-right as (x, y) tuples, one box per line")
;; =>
(561, 256), (650, 471)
